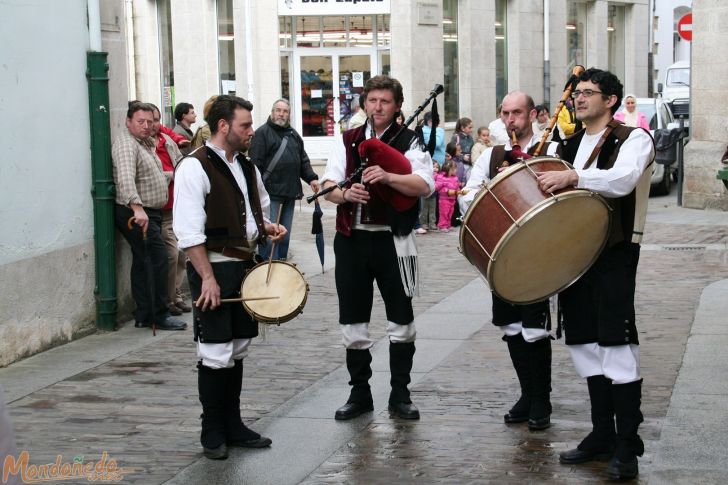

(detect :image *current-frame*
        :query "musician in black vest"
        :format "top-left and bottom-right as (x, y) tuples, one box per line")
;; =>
(321, 75), (435, 421)
(173, 95), (287, 460)
(535, 69), (654, 481)
(460, 91), (559, 431)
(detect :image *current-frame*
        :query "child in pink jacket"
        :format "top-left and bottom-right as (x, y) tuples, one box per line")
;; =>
(435, 160), (461, 232)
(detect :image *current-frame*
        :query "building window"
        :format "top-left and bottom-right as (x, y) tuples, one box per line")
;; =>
(443, 0), (458, 122)
(293, 15), (383, 48)
(608, 4), (625, 82)
(376, 14), (391, 46)
(217, 0), (236, 94)
(280, 16), (293, 48)
(495, 0), (507, 107)
(157, 0), (174, 127)
(567, 1), (587, 72)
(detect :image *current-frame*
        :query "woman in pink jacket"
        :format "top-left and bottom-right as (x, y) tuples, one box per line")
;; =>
(435, 160), (461, 232)
(614, 94), (650, 130)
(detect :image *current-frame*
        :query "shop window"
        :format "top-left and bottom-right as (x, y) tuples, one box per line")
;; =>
(323, 16), (348, 47)
(300, 56), (334, 137)
(376, 14), (390, 46)
(217, 0), (236, 94)
(567, 1), (587, 73)
(608, 4), (625, 82)
(443, 0), (459, 122)
(296, 16), (322, 47)
(280, 54), (291, 102)
(157, 0), (174, 126)
(495, 0), (507, 107)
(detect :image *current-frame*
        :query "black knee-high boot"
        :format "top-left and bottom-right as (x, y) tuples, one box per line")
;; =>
(527, 337), (552, 430)
(226, 359), (272, 448)
(388, 342), (419, 420)
(559, 374), (616, 464)
(605, 379), (644, 480)
(334, 349), (374, 420)
(503, 333), (531, 423)
(198, 363), (229, 460)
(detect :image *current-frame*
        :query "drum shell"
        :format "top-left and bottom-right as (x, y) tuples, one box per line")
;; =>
(459, 157), (611, 304)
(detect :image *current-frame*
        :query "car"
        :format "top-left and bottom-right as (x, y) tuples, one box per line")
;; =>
(616, 97), (683, 195)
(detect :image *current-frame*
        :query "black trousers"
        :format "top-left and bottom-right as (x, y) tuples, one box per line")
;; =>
(114, 204), (168, 324)
(334, 230), (413, 325)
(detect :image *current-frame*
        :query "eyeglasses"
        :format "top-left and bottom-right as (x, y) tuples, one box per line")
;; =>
(571, 89), (605, 99)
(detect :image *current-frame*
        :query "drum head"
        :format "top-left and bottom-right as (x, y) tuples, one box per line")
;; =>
(489, 191), (610, 304)
(241, 261), (308, 324)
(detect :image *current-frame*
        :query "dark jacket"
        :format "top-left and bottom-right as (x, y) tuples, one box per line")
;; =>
(248, 118), (318, 200)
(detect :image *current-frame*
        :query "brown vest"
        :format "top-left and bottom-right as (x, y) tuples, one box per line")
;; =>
(187, 146), (268, 250)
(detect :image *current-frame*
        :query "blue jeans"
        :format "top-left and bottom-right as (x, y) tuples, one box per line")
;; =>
(259, 198), (295, 260)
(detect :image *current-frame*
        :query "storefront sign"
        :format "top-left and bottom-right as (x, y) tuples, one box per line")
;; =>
(278, 0), (390, 17)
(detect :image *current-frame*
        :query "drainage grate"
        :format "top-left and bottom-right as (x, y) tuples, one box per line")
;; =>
(663, 245), (706, 251)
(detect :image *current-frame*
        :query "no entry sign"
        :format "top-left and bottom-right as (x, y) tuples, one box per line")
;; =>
(678, 12), (692, 42)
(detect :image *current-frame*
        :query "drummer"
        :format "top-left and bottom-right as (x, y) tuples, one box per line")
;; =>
(535, 68), (654, 481)
(173, 95), (286, 460)
(459, 90), (559, 431)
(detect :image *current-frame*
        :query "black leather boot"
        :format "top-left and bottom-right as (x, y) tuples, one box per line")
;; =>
(527, 337), (552, 431)
(605, 379), (644, 480)
(198, 363), (229, 460)
(226, 359), (272, 448)
(335, 349), (374, 420)
(560, 375), (616, 464)
(503, 334), (530, 424)
(388, 342), (419, 420)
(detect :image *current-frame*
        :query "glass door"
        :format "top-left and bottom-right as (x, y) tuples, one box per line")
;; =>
(337, 54), (372, 131)
(293, 50), (374, 153)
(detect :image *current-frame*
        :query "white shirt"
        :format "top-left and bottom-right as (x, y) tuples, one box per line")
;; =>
(572, 127), (654, 198)
(173, 142), (271, 259)
(321, 122), (435, 231)
(460, 134), (559, 213)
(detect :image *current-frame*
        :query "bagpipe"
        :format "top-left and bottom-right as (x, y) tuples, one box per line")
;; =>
(307, 84), (444, 211)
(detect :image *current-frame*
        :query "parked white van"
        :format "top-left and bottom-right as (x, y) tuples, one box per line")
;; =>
(657, 61), (690, 119)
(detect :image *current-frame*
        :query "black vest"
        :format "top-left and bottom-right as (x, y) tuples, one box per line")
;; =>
(185, 146), (268, 250)
(557, 123), (642, 246)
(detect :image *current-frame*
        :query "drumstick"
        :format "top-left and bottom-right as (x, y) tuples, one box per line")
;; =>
(194, 296), (280, 306)
(266, 209), (284, 285)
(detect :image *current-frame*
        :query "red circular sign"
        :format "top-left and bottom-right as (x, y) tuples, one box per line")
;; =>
(678, 13), (692, 42)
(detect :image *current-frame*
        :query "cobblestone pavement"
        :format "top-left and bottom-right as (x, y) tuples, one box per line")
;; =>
(2, 189), (727, 484)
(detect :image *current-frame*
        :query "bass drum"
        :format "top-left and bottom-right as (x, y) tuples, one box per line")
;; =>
(241, 261), (309, 324)
(459, 156), (611, 304)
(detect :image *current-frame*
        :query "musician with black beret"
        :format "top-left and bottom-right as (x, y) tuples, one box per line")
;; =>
(321, 75), (435, 421)
(535, 68), (654, 481)
(460, 91), (559, 432)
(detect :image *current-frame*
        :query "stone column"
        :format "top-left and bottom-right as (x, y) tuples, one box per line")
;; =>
(390, 1), (444, 122)
(683, 1), (728, 210)
(458, 0), (495, 127)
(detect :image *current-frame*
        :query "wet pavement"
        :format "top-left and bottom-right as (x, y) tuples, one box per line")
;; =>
(1, 187), (727, 484)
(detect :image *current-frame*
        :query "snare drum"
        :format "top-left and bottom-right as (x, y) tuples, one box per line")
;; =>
(459, 156), (611, 304)
(241, 261), (309, 324)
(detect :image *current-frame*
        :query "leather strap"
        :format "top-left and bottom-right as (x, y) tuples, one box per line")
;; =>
(209, 247), (254, 261)
(582, 119), (620, 170)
